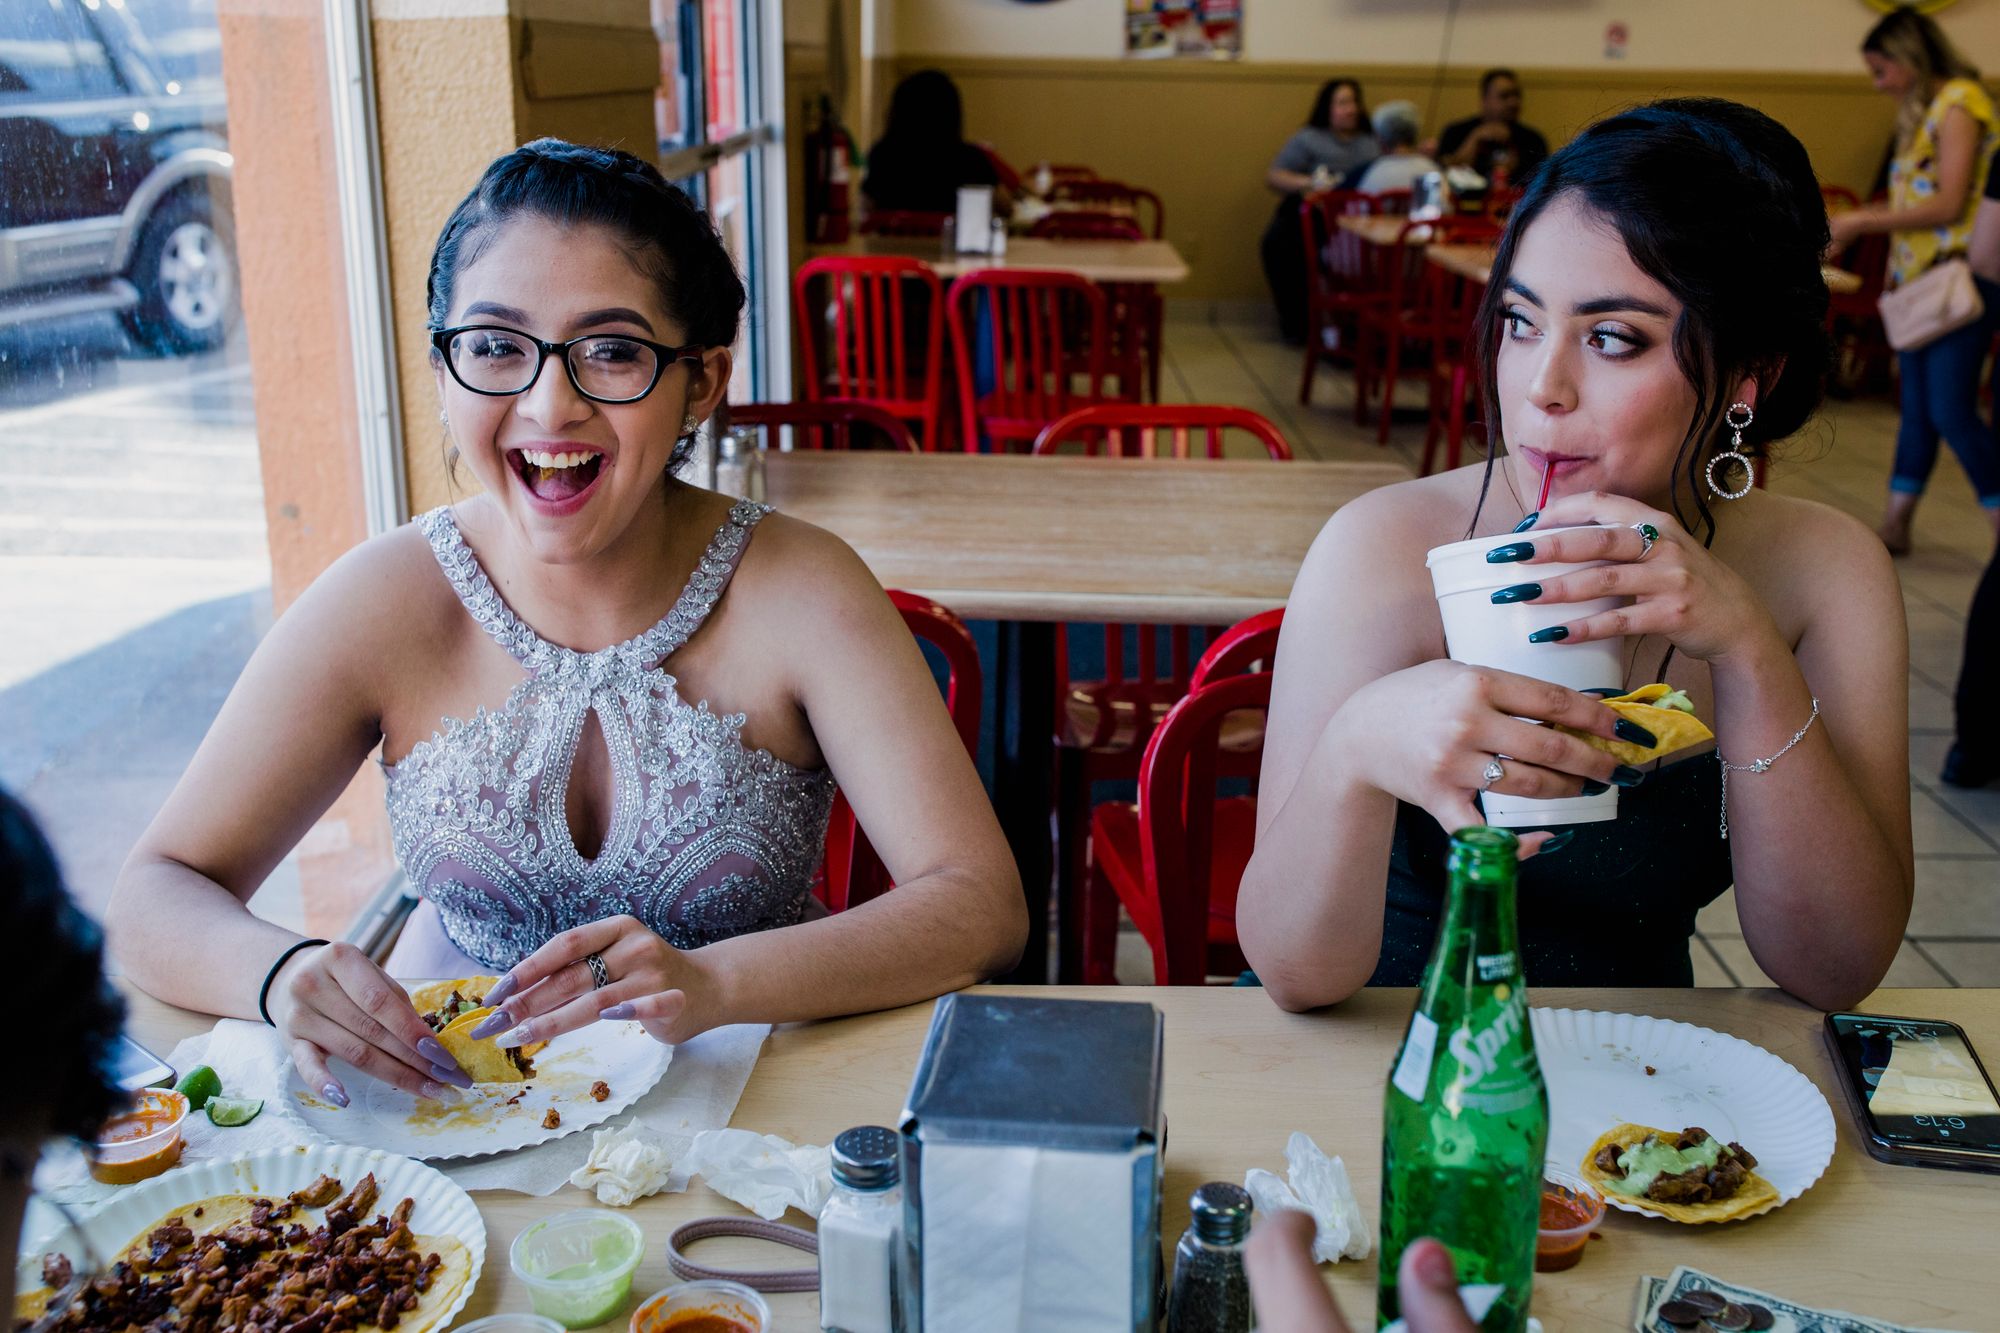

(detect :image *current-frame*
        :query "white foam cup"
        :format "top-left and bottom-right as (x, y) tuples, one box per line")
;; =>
(1426, 526), (1630, 827)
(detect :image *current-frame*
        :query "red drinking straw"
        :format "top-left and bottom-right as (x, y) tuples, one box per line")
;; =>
(1536, 459), (1554, 513)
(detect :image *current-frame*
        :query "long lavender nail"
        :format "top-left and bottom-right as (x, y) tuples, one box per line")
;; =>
(467, 1009), (513, 1040)
(322, 1082), (350, 1108)
(600, 1002), (637, 1021)
(484, 973), (520, 1006)
(430, 1062), (474, 1089)
(417, 1036), (463, 1071)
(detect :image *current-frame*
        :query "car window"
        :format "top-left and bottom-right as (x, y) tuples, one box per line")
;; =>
(0, 0), (108, 101)
(100, 0), (224, 98)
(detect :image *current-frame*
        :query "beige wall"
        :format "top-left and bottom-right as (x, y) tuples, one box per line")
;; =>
(897, 0), (2000, 73)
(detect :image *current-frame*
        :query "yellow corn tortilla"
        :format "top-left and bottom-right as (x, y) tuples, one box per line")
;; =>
(1580, 1122), (1780, 1224)
(1559, 683), (1715, 766)
(15, 1192), (472, 1333)
(435, 1004), (545, 1083)
(409, 976), (499, 1019)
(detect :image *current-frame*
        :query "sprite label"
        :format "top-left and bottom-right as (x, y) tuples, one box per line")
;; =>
(1378, 828), (1548, 1332)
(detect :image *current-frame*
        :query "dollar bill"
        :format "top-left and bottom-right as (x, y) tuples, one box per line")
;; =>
(1633, 1266), (1968, 1333)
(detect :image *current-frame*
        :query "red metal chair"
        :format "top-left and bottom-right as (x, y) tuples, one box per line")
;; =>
(1190, 607), (1282, 690)
(1033, 403), (1292, 460)
(1419, 248), (1495, 476)
(1086, 671), (1271, 984)
(1050, 179), (1164, 239)
(730, 400), (921, 453)
(820, 590), (983, 912)
(1028, 212), (1159, 401)
(1298, 188), (1410, 408)
(793, 256), (946, 451)
(1822, 184), (1892, 396)
(859, 210), (952, 237)
(1047, 163), (1099, 186)
(947, 268), (1114, 452)
(1357, 215), (1502, 445)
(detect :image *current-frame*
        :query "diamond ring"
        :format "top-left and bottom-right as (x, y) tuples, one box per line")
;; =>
(1631, 522), (1661, 560)
(584, 952), (610, 989)
(1480, 756), (1506, 792)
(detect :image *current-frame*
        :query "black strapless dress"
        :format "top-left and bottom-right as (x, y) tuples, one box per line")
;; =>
(1369, 754), (1734, 987)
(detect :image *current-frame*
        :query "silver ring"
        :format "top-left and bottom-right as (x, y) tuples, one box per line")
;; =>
(1481, 756), (1506, 792)
(1631, 522), (1660, 560)
(584, 952), (610, 989)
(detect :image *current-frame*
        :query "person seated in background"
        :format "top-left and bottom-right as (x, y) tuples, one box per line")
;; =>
(0, 788), (127, 1318)
(1347, 101), (1442, 194)
(1437, 68), (1549, 184)
(860, 69), (1004, 217)
(1262, 77), (1380, 343)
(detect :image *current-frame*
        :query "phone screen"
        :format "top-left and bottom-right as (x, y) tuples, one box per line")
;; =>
(1828, 1013), (2000, 1153)
(111, 1035), (174, 1091)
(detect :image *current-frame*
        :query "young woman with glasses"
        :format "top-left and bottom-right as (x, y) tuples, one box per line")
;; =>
(107, 140), (1025, 1106)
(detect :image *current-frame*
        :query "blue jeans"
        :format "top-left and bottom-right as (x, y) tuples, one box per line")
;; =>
(1893, 276), (2000, 508)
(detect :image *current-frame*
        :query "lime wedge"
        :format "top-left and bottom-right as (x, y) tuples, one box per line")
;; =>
(207, 1096), (264, 1127)
(175, 1064), (222, 1110)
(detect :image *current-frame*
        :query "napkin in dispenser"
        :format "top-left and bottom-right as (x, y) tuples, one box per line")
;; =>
(899, 993), (1164, 1333)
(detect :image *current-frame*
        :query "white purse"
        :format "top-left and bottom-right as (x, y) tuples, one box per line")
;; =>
(1878, 257), (1984, 351)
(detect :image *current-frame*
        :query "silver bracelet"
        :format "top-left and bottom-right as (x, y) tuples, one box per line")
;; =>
(1717, 697), (1820, 840)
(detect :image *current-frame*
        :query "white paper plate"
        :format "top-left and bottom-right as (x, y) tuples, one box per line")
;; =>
(1532, 1007), (1835, 1223)
(16, 1145), (485, 1331)
(279, 1019), (671, 1161)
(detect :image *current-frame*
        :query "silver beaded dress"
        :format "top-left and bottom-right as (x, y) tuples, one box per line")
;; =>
(380, 501), (837, 979)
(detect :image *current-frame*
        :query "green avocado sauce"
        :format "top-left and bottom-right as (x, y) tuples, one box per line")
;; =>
(1603, 1135), (1722, 1197)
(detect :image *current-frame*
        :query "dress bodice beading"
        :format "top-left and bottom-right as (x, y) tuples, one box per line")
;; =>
(381, 502), (837, 970)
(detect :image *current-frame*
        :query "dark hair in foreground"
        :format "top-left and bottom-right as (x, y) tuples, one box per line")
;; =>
(0, 788), (124, 1141)
(1471, 97), (1832, 543)
(425, 139), (745, 476)
(1308, 77), (1367, 132)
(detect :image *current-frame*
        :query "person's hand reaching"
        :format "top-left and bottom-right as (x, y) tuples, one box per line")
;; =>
(1243, 1211), (1478, 1332)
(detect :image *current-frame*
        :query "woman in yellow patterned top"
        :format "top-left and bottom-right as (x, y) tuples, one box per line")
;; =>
(1830, 8), (2000, 553)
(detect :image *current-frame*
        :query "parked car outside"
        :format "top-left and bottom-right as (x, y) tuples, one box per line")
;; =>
(0, 0), (237, 356)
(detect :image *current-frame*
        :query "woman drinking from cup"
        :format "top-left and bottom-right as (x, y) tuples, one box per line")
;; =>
(107, 140), (1025, 1105)
(1239, 100), (1912, 1011)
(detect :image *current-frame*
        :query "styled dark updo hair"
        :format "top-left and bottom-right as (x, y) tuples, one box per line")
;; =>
(425, 138), (746, 474)
(1474, 97), (1833, 542)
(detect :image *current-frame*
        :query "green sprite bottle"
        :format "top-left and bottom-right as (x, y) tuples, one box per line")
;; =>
(1377, 826), (1548, 1331)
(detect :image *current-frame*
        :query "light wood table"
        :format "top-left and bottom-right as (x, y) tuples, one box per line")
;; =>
(118, 984), (2000, 1331)
(805, 235), (1189, 284)
(1424, 242), (1865, 297)
(1336, 213), (1436, 248)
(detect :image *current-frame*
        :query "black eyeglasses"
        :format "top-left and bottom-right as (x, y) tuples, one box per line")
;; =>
(430, 324), (704, 404)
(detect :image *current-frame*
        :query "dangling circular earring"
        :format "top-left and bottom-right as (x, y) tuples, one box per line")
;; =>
(681, 413), (699, 439)
(1707, 401), (1755, 501)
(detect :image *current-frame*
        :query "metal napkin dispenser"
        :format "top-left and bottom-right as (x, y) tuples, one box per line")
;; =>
(898, 993), (1165, 1332)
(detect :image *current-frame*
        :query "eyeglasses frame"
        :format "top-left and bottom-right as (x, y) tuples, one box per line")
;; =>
(429, 323), (706, 405)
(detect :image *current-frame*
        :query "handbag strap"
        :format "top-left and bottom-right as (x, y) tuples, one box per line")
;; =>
(664, 1216), (820, 1294)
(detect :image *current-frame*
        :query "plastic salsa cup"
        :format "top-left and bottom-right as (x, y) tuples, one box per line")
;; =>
(90, 1088), (189, 1185)
(630, 1281), (771, 1333)
(1536, 1166), (1606, 1273)
(453, 1317), (564, 1333)
(509, 1209), (646, 1329)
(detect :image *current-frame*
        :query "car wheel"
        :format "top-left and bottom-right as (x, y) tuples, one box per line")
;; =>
(122, 187), (239, 356)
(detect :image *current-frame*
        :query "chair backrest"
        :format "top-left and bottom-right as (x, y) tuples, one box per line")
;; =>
(821, 590), (983, 912)
(1384, 215), (1501, 316)
(1051, 179), (1164, 238)
(1137, 671), (1273, 983)
(1029, 212), (1145, 241)
(792, 255), (945, 450)
(730, 400), (921, 453)
(859, 210), (951, 237)
(1300, 190), (1376, 303)
(1048, 163), (1099, 185)
(1190, 608), (1283, 691)
(946, 268), (1109, 452)
(1032, 404), (1292, 460)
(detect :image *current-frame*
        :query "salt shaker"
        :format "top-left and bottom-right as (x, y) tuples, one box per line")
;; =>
(1167, 1182), (1255, 1333)
(818, 1126), (903, 1333)
(989, 215), (1007, 258)
(713, 427), (763, 501)
(939, 215), (957, 258)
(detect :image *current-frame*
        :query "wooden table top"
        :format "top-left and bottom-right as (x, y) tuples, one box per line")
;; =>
(117, 984), (2000, 1331)
(1420, 241), (1864, 297)
(805, 234), (1190, 283)
(1336, 213), (1440, 247)
(761, 450), (1408, 624)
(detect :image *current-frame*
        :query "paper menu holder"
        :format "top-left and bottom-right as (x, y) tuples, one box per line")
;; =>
(899, 993), (1165, 1332)
(955, 186), (996, 254)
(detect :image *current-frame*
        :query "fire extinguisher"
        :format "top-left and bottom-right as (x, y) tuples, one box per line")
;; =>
(805, 94), (852, 243)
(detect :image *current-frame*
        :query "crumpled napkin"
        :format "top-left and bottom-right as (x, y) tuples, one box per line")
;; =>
(678, 1128), (831, 1221)
(569, 1122), (681, 1207)
(1243, 1131), (1372, 1263)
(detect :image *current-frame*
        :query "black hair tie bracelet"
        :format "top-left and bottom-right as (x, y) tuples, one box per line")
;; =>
(665, 1217), (819, 1294)
(258, 938), (330, 1026)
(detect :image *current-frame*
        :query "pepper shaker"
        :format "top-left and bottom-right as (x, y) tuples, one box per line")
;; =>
(1167, 1182), (1255, 1333)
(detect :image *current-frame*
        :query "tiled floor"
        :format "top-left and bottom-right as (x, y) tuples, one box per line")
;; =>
(1111, 303), (2000, 988)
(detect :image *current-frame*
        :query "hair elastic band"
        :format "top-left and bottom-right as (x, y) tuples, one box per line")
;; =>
(665, 1217), (819, 1293)
(259, 938), (330, 1027)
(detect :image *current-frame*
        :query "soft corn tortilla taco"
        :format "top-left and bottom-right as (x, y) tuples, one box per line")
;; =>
(1559, 684), (1714, 767)
(414, 976), (544, 1084)
(1580, 1122), (1779, 1224)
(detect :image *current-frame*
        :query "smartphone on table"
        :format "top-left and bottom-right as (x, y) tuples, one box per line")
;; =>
(111, 1035), (175, 1092)
(1824, 1012), (2000, 1175)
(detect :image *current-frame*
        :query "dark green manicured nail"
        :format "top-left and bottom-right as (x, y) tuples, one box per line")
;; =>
(1512, 511), (1540, 533)
(1614, 719), (1659, 747)
(1541, 830), (1577, 853)
(1491, 582), (1542, 605)
(1527, 625), (1568, 643)
(1486, 542), (1534, 564)
(1579, 779), (1610, 796)
(1611, 765), (1646, 787)
(1582, 686), (1623, 696)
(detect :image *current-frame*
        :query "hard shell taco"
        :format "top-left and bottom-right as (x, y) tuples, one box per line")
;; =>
(1580, 1122), (1778, 1224)
(413, 976), (544, 1083)
(1560, 684), (1715, 767)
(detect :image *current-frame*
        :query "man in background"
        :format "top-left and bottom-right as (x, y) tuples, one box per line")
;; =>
(1436, 68), (1549, 183)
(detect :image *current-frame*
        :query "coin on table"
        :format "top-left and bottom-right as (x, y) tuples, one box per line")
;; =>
(1655, 1302), (1704, 1328)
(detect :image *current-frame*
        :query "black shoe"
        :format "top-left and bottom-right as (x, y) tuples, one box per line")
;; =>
(1941, 743), (2000, 789)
